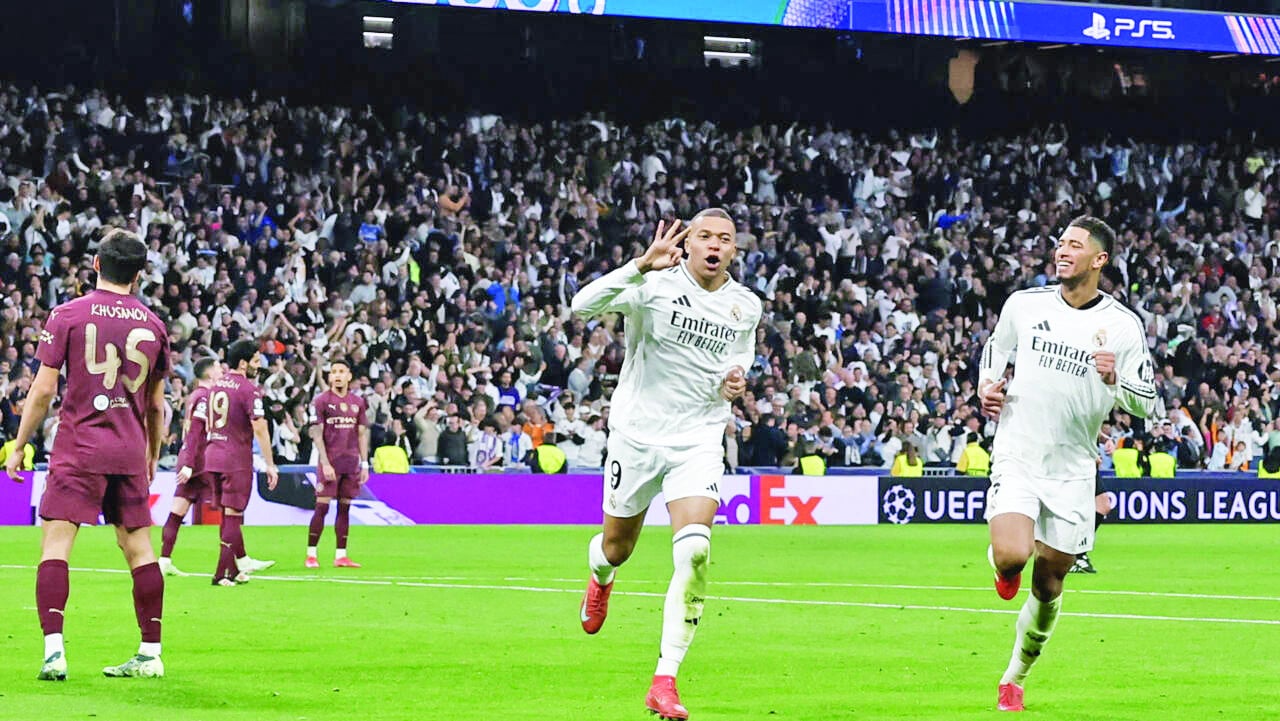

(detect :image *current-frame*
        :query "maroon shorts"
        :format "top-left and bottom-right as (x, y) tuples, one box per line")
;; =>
(317, 469), (362, 500)
(39, 469), (152, 529)
(210, 471), (254, 512)
(175, 472), (216, 505)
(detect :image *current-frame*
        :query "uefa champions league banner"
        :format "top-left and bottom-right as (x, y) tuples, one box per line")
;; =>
(15, 471), (879, 526)
(877, 475), (1280, 524)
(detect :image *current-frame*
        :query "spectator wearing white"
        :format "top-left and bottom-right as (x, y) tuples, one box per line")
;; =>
(469, 418), (503, 470)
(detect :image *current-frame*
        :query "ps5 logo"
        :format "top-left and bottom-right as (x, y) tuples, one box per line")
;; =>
(1082, 12), (1175, 41)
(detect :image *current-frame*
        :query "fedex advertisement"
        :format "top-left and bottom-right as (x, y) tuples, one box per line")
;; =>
(18, 471), (879, 526)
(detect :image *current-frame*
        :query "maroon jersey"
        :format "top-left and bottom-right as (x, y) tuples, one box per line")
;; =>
(176, 385), (211, 473)
(36, 290), (170, 475)
(201, 372), (264, 473)
(313, 390), (369, 474)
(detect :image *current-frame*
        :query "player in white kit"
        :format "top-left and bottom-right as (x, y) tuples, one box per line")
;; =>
(978, 216), (1160, 712)
(571, 209), (762, 720)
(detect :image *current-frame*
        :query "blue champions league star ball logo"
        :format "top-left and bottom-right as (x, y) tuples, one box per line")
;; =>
(882, 484), (917, 524)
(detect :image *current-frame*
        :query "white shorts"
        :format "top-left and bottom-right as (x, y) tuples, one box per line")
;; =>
(985, 458), (1095, 554)
(602, 432), (723, 518)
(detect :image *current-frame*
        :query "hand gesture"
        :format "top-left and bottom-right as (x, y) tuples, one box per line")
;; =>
(978, 378), (1007, 419)
(5, 446), (24, 482)
(267, 465), (279, 491)
(1092, 350), (1117, 385)
(635, 219), (689, 274)
(720, 366), (746, 402)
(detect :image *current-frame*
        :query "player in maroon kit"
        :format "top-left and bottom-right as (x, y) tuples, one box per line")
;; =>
(5, 229), (170, 680)
(306, 359), (371, 568)
(203, 339), (280, 586)
(158, 357), (224, 576)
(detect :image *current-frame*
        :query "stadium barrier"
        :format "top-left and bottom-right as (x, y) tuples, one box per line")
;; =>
(878, 475), (1280, 524)
(9, 470), (1277, 526)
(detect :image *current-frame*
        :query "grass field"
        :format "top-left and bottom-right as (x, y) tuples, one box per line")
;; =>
(0, 524), (1277, 721)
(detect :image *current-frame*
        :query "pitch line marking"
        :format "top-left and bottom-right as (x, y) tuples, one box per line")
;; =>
(2, 565), (1276, 626)
(314, 573), (1280, 604)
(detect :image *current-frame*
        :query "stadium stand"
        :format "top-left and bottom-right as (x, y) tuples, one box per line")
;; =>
(0, 83), (1277, 473)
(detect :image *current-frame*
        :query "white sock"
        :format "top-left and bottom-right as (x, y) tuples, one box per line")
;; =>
(307, 546), (317, 557)
(44, 633), (64, 659)
(655, 524), (711, 679)
(159, 556), (171, 563)
(335, 548), (348, 560)
(1001, 593), (1062, 686)
(139, 642), (161, 658)
(588, 533), (616, 586)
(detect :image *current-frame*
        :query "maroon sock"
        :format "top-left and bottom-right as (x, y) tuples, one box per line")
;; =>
(223, 514), (246, 559)
(160, 512), (184, 558)
(308, 502), (330, 547)
(335, 503), (350, 550)
(131, 562), (163, 643)
(36, 560), (69, 635)
(215, 518), (235, 580)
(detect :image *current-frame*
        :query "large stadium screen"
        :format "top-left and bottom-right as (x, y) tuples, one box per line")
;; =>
(389, 0), (1280, 56)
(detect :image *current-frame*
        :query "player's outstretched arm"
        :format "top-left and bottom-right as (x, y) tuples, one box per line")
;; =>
(4, 365), (59, 482)
(569, 219), (691, 319)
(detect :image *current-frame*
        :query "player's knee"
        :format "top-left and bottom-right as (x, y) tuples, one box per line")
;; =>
(1032, 576), (1063, 602)
(602, 537), (636, 565)
(992, 543), (1032, 573)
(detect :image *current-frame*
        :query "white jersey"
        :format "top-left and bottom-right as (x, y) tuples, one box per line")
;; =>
(980, 286), (1160, 481)
(571, 260), (762, 448)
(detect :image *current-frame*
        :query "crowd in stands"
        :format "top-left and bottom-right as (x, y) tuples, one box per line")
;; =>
(0, 82), (1278, 475)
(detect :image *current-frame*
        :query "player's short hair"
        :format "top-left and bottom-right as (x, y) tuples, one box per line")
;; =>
(226, 339), (258, 371)
(691, 207), (733, 224)
(328, 358), (351, 373)
(193, 357), (218, 380)
(96, 229), (147, 285)
(1067, 215), (1116, 257)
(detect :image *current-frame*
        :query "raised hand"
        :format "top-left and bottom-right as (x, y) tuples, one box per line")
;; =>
(636, 219), (690, 274)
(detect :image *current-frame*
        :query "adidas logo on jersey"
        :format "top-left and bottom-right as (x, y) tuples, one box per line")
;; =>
(1033, 320), (1052, 332)
(672, 295), (692, 307)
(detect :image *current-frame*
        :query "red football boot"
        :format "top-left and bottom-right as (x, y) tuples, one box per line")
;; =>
(988, 545), (1021, 600)
(645, 675), (690, 720)
(580, 576), (613, 634)
(998, 682), (1025, 711)
(305, 556), (319, 569)
(333, 557), (362, 568)
(994, 571), (1022, 601)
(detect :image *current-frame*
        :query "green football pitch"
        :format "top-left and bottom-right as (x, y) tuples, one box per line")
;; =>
(0, 524), (1276, 721)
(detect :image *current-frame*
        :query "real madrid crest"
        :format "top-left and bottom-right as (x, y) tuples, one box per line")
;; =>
(1092, 328), (1107, 348)
(730, 304), (743, 322)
